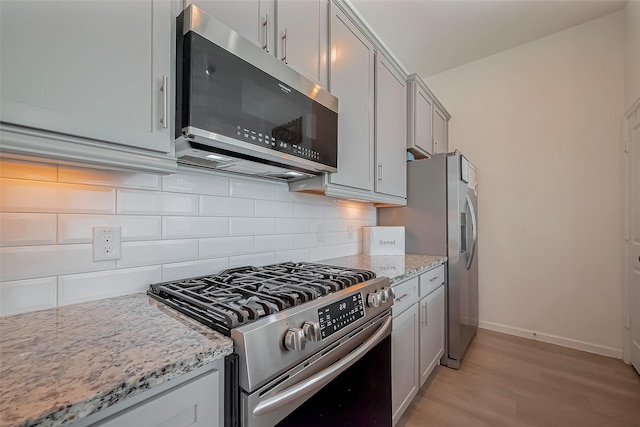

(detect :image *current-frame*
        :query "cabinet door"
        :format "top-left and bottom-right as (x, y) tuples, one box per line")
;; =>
(277, 0), (328, 87)
(433, 105), (446, 154)
(415, 86), (434, 155)
(327, 4), (374, 191)
(97, 370), (220, 427)
(0, 0), (171, 153)
(186, 0), (275, 54)
(419, 285), (445, 387)
(375, 54), (407, 198)
(392, 303), (419, 425)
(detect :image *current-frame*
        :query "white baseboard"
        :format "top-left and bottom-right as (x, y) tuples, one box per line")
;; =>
(478, 321), (623, 359)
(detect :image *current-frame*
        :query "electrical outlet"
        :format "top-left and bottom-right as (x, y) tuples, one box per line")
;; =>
(317, 224), (325, 242)
(93, 226), (122, 261)
(347, 224), (355, 239)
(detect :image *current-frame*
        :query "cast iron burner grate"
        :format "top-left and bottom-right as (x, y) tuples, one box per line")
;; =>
(147, 262), (375, 335)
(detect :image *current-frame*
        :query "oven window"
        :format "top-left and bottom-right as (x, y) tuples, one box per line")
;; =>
(276, 335), (392, 427)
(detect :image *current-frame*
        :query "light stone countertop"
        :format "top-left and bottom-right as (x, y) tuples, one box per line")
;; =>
(0, 254), (444, 427)
(0, 293), (233, 427)
(319, 254), (446, 284)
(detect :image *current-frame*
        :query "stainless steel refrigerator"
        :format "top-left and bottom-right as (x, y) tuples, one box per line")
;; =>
(379, 150), (478, 369)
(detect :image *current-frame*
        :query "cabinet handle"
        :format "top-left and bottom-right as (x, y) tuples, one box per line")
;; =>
(262, 14), (270, 52)
(429, 276), (439, 283)
(378, 162), (383, 182)
(422, 302), (428, 327)
(160, 75), (168, 129)
(281, 29), (288, 63)
(395, 293), (411, 303)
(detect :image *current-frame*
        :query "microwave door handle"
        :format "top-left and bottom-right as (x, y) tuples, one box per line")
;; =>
(252, 316), (392, 416)
(466, 194), (477, 270)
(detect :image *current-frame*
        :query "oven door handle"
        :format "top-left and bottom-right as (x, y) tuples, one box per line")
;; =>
(252, 315), (393, 416)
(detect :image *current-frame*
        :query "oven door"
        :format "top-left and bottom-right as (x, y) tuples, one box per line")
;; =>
(239, 314), (392, 427)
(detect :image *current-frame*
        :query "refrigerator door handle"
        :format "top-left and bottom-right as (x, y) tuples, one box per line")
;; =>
(466, 194), (477, 270)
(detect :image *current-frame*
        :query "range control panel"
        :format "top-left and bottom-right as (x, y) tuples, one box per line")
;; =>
(318, 293), (365, 339)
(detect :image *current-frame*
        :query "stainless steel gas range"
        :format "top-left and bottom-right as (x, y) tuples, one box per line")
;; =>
(148, 262), (394, 427)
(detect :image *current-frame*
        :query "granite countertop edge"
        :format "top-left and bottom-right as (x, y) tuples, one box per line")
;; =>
(21, 343), (233, 427)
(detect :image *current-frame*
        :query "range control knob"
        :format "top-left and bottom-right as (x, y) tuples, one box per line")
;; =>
(383, 287), (395, 303)
(367, 292), (382, 308)
(284, 327), (306, 351)
(302, 321), (322, 342)
(379, 289), (389, 304)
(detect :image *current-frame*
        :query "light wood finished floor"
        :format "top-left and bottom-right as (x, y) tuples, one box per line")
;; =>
(397, 329), (640, 427)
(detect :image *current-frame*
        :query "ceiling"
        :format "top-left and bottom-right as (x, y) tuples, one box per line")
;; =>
(349, 0), (628, 77)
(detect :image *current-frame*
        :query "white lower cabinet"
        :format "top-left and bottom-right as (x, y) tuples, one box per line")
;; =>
(71, 362), (223, 427)
(391, 264), (446, 425)
(419, 284), (445, 386)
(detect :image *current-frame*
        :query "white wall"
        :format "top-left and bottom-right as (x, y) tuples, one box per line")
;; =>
(626, 0), (640, 110)
(0, 159), (375, 316)
(427, 11), (625, 357)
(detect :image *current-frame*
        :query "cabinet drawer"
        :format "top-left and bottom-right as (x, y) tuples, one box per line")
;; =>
(419, 265), (445, 298)
(392, 276), (418, 316)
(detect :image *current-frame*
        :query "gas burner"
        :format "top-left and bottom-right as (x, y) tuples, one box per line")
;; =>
(148, 262), (376, 334)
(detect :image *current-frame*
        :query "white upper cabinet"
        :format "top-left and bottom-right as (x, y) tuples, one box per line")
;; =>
(276, 0), (328, 87)
(375, 53), (407, 199)
(407, 73), (450, 158)
(0, 0), (173, 156)
(190, 0), (328, 87)
(327, 4), (375, 191)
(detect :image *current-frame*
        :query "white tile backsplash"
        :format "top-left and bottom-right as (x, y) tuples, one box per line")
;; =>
(58, 214), (161, 243)
(0, 160), (376, 316)
(1, 179), (116, 214)
(0, 244), (115, 282)
(116, 240), (198, 269)
(58, 266), (161, 306)
(117, 189), (198, 215)
(199, 195), (255, 217)
(230, 177), (276, 200)
(0, 213), (57, 246)
(0, 159), (58, 181)
(162, 216), (228, 239)
(0, 277), (57, 316)
(229, 218), (276, 236)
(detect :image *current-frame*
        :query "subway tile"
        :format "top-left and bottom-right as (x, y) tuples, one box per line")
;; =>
(199, 195), (254, 217)
(309, 219), (337, 233)
(333, 243), (360, 258)
(161, 258), (229, 282)
(0, 159), (57, 181)
(230, 178), (276, 200)
(0, 244), (115, 282)
(275, 218), (310, 234)
(294, 203), (325, 219)
(309, 246), (338, 262)
(163, 170), (229, 196)
(162, 217), (228, 239)
(255, 235), (294, 252)
(0, 277), (57, 316)
(58, 214), (161, 243)
(0, 213), (57, 246)
(58, 266), (161, 306)
(255, 200), (294, 218)
(228, 252), (276, 268)
(294, 233), (324, 249)
(275, 249), (310, 263)
(199, 236), (254, 259)
(337, 203), (366, 220)
(116, 240), (198, 269)
(58, 167), (161, 190)
(229, 218), (275, 236)
(0, 179), (115, 214)
(117, 189), (198, 215)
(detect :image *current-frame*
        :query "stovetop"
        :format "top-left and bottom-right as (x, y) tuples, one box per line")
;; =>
(147, 262), (376, 334)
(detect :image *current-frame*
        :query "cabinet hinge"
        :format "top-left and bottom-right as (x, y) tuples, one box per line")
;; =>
(625, 317), (630, 329)
(624, 230), (630, 241)
(624, 139), (629, 153)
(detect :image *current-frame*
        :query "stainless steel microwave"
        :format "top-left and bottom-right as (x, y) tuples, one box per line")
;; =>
(175, 5), (338, 181)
